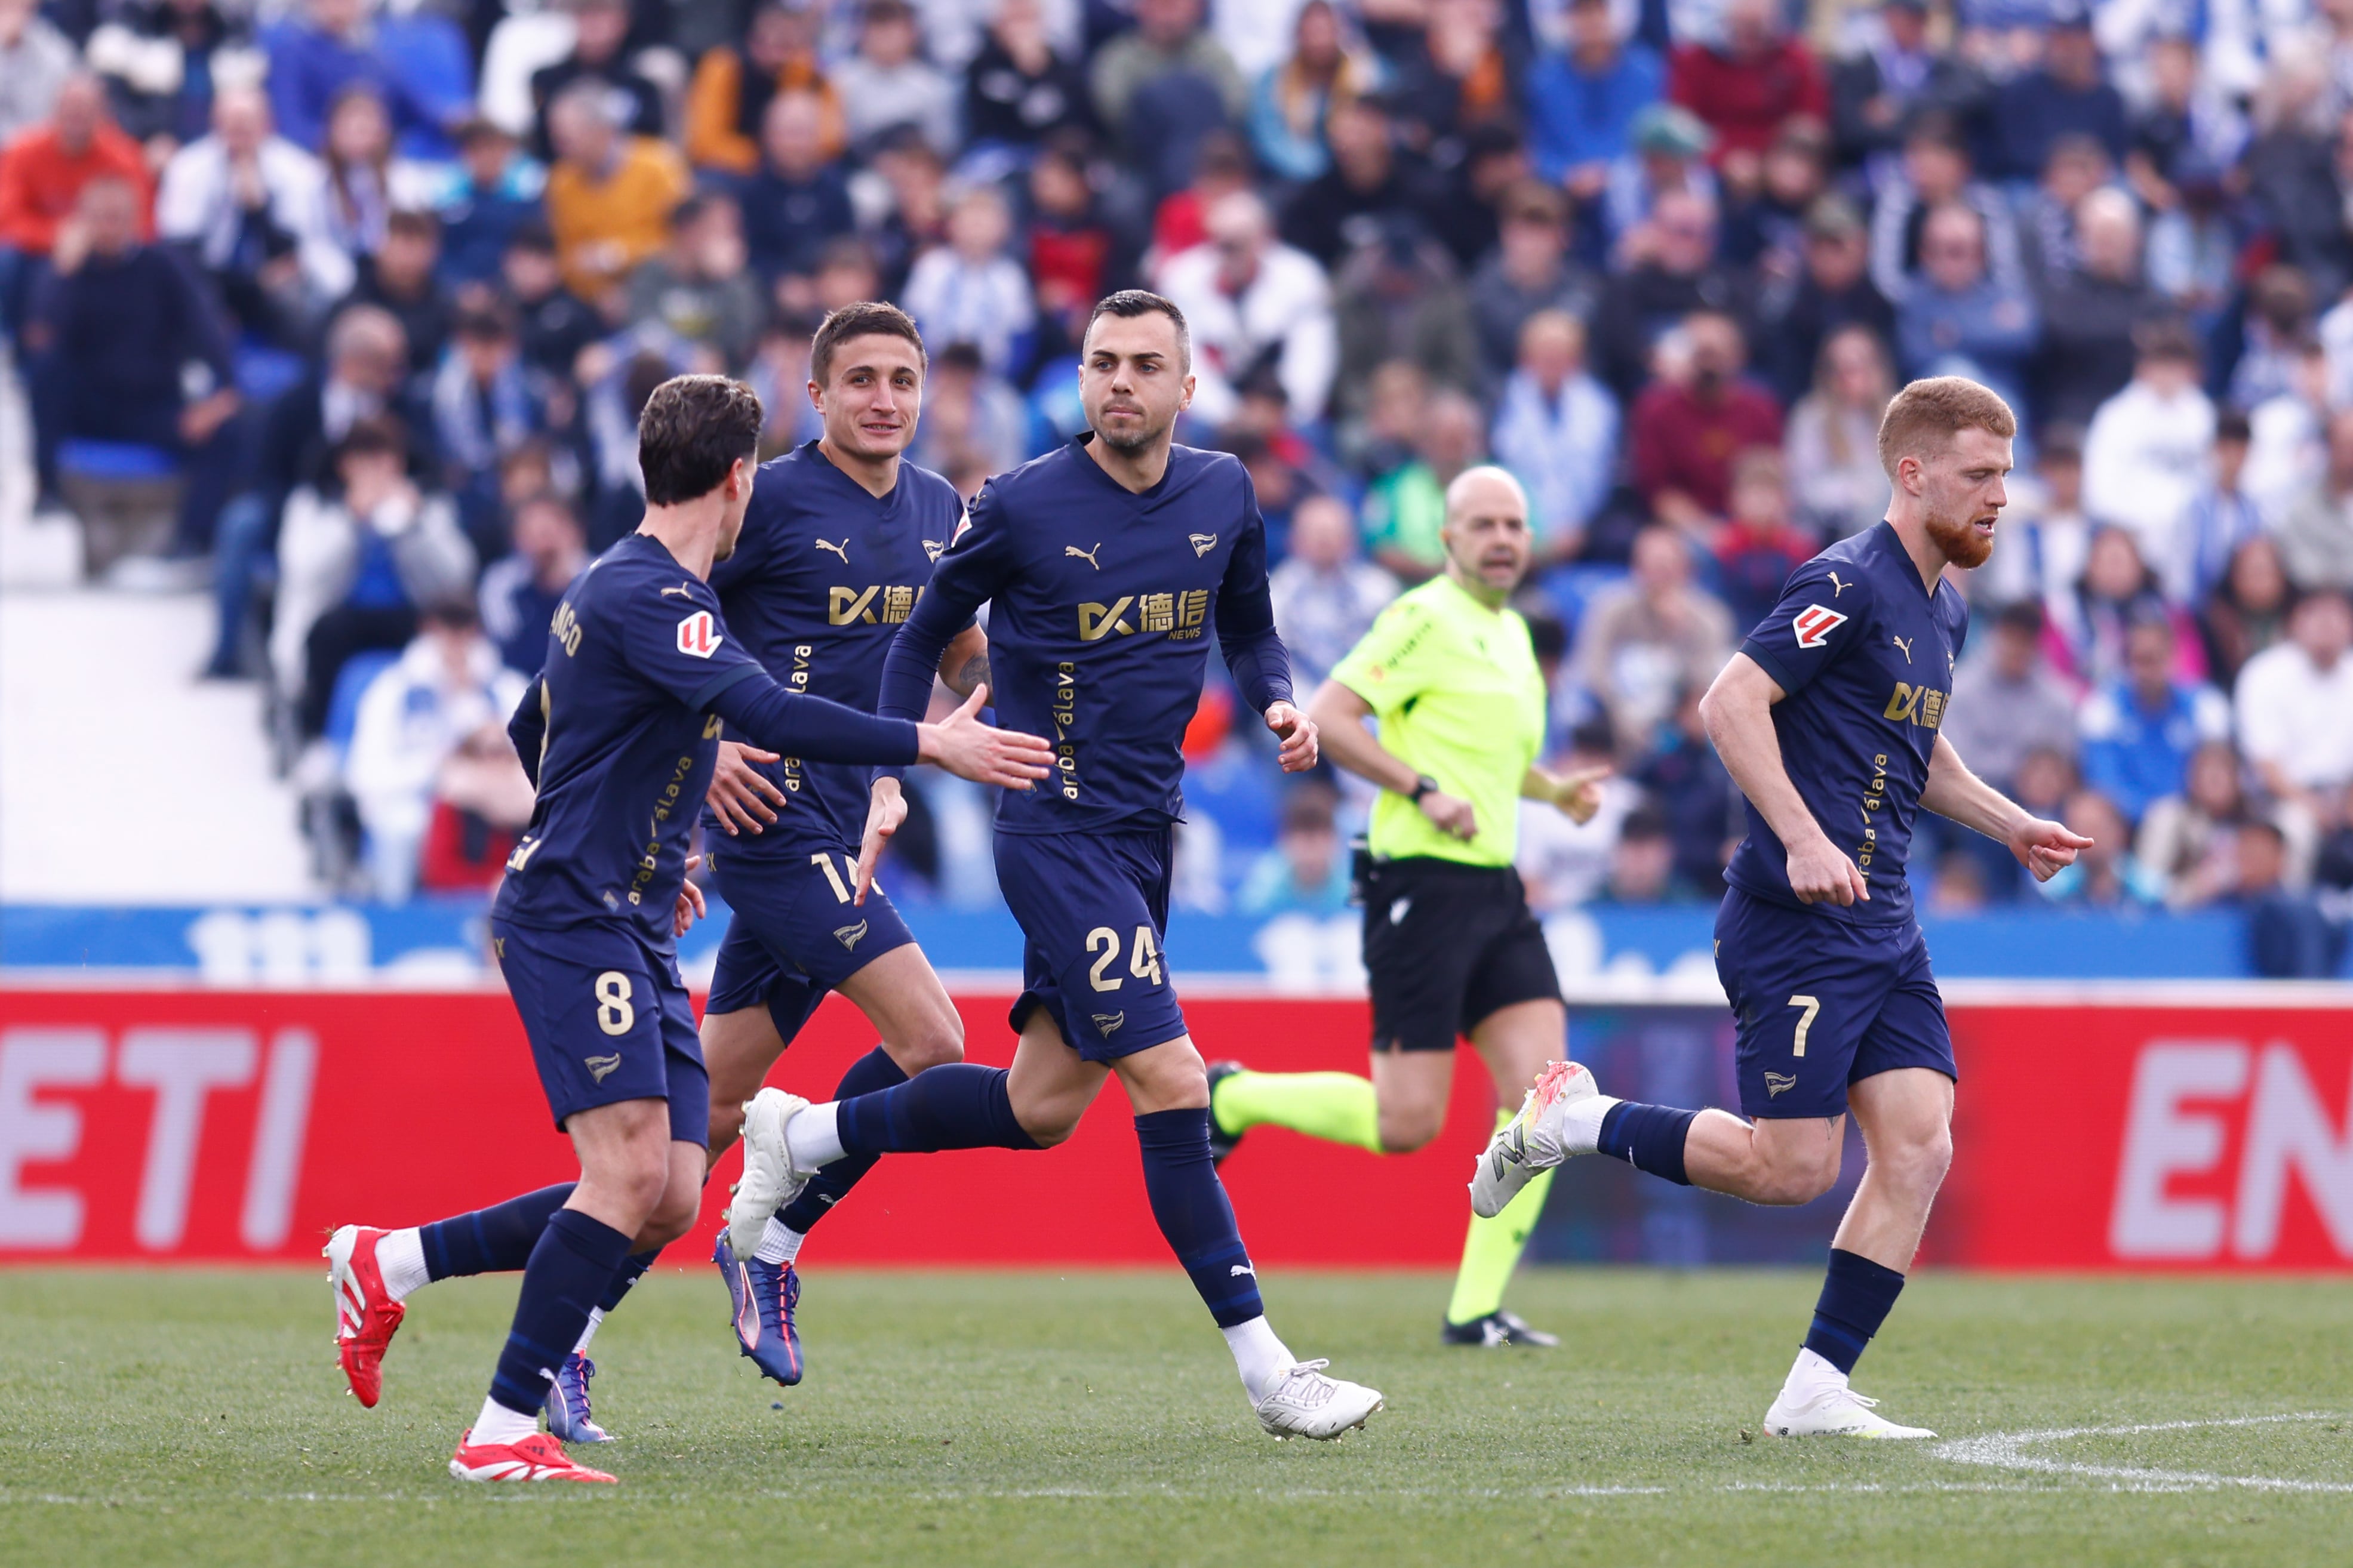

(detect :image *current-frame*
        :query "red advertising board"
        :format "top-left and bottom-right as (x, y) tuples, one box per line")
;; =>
(0, 985), (2346, 1270)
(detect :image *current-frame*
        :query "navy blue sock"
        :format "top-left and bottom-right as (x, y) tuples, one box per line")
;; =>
(779, 1047), (909, 1233)
(1801, 1247), (1906, 1376)
(419, 1184), (574, 1280)
(835, 1062), (1041, 1156)
(595, 1250), (658, 1316)
(1134, 1108), (1263, 1328)
(1597, 1101), (1697, 1185)
(488, 1209), (633, 1416)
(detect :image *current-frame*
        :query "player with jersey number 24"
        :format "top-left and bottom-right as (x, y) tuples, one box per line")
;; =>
(1469, 375), (2093, 1440)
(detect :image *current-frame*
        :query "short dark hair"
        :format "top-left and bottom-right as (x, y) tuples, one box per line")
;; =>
(1084, 289), (1191, 367)
(333, 414), (408, 467)
(386, 209), (439, 243)
(810, 300), (926, 388)
(637, 375), (764, 505)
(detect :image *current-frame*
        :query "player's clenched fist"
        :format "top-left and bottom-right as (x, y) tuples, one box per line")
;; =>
(1265, 701), (1319, 772)
(1785, 834), (1869, 906)
(915, 684), (1057, 788)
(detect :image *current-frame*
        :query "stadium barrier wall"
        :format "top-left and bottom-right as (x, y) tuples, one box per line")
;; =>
(0, 984), (2346, 1271)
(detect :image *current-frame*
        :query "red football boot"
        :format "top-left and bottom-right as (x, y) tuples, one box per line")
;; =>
(325, 1224), (406, 1407)
(448, 1430), (618, 1484)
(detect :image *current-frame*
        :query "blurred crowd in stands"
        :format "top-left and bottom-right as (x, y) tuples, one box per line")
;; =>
(2, 0), (2350, 972)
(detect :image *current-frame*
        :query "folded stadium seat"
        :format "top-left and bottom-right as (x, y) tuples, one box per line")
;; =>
(57, 440), (183, 580)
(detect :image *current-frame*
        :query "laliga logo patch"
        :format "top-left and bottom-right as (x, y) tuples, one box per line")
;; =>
(676, 610), (721, 658)
(1792, 605), (1847, 649)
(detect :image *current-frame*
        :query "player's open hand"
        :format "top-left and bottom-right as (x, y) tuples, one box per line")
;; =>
(1265, 701), (1319, 772)
(917, 685), (1057, 788)
(1786, 834), (1869, 905)
(2010, 815), (2094, 883)
(1552, 765), (1611, 825)
(707, 740), (786, 835)
(853, 777), (906, 906)
(673, 853), (708, 937)
(1419, 789), (1479, 842)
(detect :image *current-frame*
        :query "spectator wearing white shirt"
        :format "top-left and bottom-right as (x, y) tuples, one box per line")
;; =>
(157, 86), (356, 324)
(833, 0), (959, 156)
(1517, 721), (1639, 912)
(2234, 588), (2353, 812)
(345, 600), (530, 902)
(1154, 189), (1336, 428)
(1268, 492), (1397, 691)
(900, 181), (1036, 378)
(2080, 320), (2216, 601)
(2272, 406), (2353, 593)
(1488, 310), (1618, 563)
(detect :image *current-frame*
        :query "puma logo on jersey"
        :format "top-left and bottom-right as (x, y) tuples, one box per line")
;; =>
(1066, 543), (1102, 569)
(1891, 634), (1915, 663)
(659, 582), (696, 599)
(1764, 1071), (1798, 1098)
(922, 538), (945, 562)
(585, 1054), (622, 1084)
(833, 920), (868, 951)
(814, 538), (850, 563)
(1792, 605), (1847, 649)
(1189, 532), (1217, 557)
(1828, 571), (1851, 597)
(1091, 1011), (1125, 1036)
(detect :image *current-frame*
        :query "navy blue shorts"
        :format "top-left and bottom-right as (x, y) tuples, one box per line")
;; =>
(493, 919), (710, 1148)
(1712, 887), (1956, 1121)
(704, 838), (916, 1044)
(995, 826), (1186, 1062)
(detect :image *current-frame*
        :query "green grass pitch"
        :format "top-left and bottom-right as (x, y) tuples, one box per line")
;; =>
(3, 1267), (2349, 1566)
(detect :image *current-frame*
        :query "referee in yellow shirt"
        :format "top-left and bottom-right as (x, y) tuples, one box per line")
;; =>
(1209, 466), (1605, 1347)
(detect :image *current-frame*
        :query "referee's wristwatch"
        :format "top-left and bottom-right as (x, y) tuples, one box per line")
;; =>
(1408, 774), (1441, 803)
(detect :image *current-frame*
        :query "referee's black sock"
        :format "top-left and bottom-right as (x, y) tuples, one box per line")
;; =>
(1596, 1101), (1698, 1185)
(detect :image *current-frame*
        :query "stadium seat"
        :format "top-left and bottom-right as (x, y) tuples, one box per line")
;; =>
(57, 440), (184, 579)
(322, 651), (402, 754)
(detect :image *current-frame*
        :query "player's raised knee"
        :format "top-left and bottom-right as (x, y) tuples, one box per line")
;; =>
(1376, 1103), (1445, 1154)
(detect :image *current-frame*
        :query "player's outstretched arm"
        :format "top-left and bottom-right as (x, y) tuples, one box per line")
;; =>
(1697, 653), (1868, 905)
(1922, 733), (2093, 882)
(913, 684), (1054, 787)
(1306, 677), (1478, 840)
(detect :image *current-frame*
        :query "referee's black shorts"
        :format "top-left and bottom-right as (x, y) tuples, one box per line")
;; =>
(1361, 857), (1562, 1053)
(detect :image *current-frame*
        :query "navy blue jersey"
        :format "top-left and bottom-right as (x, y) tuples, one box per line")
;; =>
(703, 441), (967, 853)
(494, 532), (772, 950)
(1723, 522), (1970, 927)
(877, 438), (1293, 835)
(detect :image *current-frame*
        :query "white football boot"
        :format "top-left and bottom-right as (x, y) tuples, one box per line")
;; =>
(726, 1089), (814, 1257)
(1253, 1360), (1384, 1440)
(1762, 1383), (1936, 1440)
(1469, 1059), (1598, 1219)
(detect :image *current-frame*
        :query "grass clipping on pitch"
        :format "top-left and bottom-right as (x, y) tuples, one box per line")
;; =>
(1, 1268), (2349, 1566)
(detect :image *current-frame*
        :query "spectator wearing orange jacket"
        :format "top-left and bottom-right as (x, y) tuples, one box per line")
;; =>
(683, 0), (845, 175)
(0, 74), (153, 261)
(541, 82), (688, 301)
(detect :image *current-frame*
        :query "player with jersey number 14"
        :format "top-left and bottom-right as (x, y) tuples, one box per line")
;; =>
(1469, 376), (2093, 1440)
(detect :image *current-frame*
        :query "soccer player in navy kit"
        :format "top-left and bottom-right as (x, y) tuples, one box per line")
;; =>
(690, 303), (995, 1386)
(318, 375), (1052, 1483)
(725, 292), (1386, 1439)
(1471, 377), (2093, 1438)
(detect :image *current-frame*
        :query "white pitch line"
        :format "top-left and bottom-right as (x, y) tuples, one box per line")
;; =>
(1932, 1412), (2353, 1493)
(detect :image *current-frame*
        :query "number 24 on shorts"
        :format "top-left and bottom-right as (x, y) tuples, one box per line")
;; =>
(1085, 926), (1162, 991)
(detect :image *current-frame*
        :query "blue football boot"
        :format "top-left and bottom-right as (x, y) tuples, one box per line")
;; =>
(714, 1228), (803, 1385)
(543, 1352), (614, 1443)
